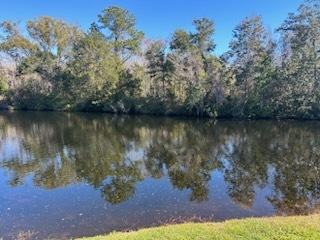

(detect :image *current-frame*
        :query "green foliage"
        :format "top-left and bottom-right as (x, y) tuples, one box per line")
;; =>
(0, 66), (9, 96)
(192, 17), (216, 58)
(276, 0), (320, 118)
(27, 17), (82, 58)
(1, 1), (320, 119)
(11, 76), (52, 110)
(145, 40), (174, 98)
(226, 15), (270, 117)
(97, 6), (144, 64)
(68, 30), (119, 109)
(170, 29), (192, 52)
(0, 76), (8, 95)
(0, 20), (37, 62)
(107, 70), (142, 113)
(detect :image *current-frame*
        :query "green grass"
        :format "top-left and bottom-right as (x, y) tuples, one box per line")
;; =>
(78, 214), (320, 240)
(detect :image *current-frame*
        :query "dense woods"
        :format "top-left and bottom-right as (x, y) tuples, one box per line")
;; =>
(0, 0), (320, 119)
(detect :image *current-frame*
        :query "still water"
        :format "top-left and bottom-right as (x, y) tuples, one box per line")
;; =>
(0, 111), (320, 239)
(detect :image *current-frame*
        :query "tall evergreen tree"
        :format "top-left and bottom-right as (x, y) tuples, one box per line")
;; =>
(226, 15), (270, 117)
(277, 0), (320, 118)
(97, 6), (144, 65)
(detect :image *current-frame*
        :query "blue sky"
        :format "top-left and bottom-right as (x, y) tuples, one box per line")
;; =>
(1, 0), (303, 55)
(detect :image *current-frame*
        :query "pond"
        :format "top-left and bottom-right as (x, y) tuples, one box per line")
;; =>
(0, 111), (320, 239)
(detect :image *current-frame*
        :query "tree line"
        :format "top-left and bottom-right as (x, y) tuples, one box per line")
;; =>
(0, 0), (320, 119)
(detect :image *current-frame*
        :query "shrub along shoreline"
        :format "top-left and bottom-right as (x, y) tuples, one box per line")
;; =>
(77, 214), (320, 240)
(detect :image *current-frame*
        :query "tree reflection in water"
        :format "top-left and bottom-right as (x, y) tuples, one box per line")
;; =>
(1, 111), (320, 215)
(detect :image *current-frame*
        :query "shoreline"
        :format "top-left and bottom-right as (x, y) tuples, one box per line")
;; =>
(1, 108), (319, 121)
(77, 214), (320, 240)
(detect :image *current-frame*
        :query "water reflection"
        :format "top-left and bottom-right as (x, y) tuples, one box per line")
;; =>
(1, 112), (320, 237)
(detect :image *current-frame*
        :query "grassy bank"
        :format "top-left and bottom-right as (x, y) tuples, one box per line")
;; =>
(78, 214), (320, 240)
